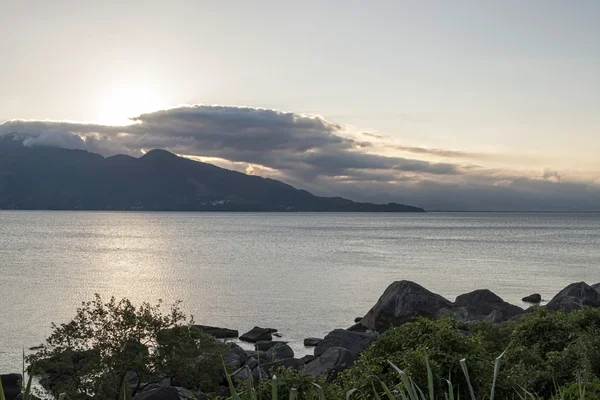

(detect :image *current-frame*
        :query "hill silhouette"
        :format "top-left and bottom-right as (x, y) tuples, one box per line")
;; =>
(0, 137), (424, 212)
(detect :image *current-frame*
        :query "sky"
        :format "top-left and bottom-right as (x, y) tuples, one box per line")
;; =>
(1, 1), (599, 210)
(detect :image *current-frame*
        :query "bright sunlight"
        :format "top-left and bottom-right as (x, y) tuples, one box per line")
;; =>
(95, 87), (166, 126)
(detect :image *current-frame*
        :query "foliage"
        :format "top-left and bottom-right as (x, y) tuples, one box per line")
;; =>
(27, 294), (224, 400)
(336, 317), (495, 399)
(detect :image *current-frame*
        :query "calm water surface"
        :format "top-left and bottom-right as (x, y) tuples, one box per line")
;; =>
(1, 211), (599, 372)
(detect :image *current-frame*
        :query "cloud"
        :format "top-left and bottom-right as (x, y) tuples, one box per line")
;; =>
(1, 104), (599, 211)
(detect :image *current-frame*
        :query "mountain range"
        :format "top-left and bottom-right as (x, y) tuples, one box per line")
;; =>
(0, 135), (424, 212)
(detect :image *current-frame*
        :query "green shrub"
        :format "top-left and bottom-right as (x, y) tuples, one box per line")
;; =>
(28, 294), (224, 400)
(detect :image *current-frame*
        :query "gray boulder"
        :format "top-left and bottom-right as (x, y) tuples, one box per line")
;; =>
(255, 341), (288, 351)
(232, 357), (268, 382)
(191, 324), (238, 339)
(592, 283), (600, 294)
(245, 350), (268, 362)
(224, 343), (248, 369)
(547, 282), (600, 311)
(0, 374), (22, 400)
(301, 354), (317, 364)
(347, 323), (368, 332)
(240, 327), (275, 343)
(305, 347), (356, 379)
(454, 289), (524, 322)
(304, 337), (323, 347)
(361, 281), (453, 331)
(522, 294), (542, 304)
(265, 342), (294, 361)
(314, 329), (377, 357)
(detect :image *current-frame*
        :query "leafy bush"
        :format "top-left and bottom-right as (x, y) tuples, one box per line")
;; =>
(28, 294), (224, 399)
(336, 317), (497, 399)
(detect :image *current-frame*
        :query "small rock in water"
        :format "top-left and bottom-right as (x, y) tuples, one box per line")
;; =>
(522, 293), (542, 303)
(29, 345), (44, 351)
(240, 327), (275, 343)
(304, 337), (323, 347)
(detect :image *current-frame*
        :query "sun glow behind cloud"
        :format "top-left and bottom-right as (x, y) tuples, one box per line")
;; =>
(94, 87), (167, 126)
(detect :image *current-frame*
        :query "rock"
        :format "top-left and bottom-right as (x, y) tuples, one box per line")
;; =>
(240, 327), (274, 343)
(354, 317), (363, 323)
(304, 337), (323, 347)
(224, 343), (248, 369)
(522, 293), (542, 303)
(255, 341), (288, 351)
(232, 357), (268, 382)
(305, 347), (356, 380)
(1, 374), (22, 400)
(454, 289), (524, 322)
(346, 323), (368, 332)
(314, 329), (377, 357)
(301, 355), (317, 364)
(484, 309), (506, 324)
(245, 350), (268, 361)
(133, 386), (181, 400)
(547, 282), (600, 311)
(436, 306), (486, 324)
(191, 324), (239, 339)
(262, 358), (305, 373)
(273, 332), (283, 338)
(360, 281), (453, 331)
(592, 283), (600, 294)
(266, 342), (294, 361)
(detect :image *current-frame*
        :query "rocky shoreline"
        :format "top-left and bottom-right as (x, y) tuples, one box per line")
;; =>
(2, 280), (600, 400)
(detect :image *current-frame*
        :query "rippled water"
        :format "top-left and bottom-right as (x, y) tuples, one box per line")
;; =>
(1, 211), (599, 372)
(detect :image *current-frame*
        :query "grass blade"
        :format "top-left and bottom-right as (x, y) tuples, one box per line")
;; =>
(289, 388), (298, 400)
(388, 361), (419, 400)
(446, 379), (455, 400)
(311, 382), (326, 400)
(272, 375), (278, 400)
(371, 379), (383, 400)
(23, 371), (33, 400)
(347, 388), (360, 399)
(0, 377), (6, 400)
(489, 351), (505, 400)
(425, 355), (434, 400)
(459, 359), (476, 400)
(380, 379), (399, 400)
(222, 357), (241, 400)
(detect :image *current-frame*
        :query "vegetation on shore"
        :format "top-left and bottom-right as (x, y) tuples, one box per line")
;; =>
(5, 296), (600, 399)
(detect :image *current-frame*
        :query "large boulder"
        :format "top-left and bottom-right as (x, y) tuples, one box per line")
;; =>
(592, 283), (600, 294)
(305, 347), (356, 380)
(0, 374), (21, 400)
(224, 343), (248, 370)
(240, 327), (275, 343)
(360, 281), (453, 331)
(266, 342), (294, 361)
(314, 329), (377, 357)
(546, 282), (600, 311)
(522, 293), (542, 304)
(191, 325), (238, 339)
(454, 289), (524, 322)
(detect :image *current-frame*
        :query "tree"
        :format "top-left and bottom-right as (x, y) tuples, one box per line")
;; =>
(28, 295), (224, 399)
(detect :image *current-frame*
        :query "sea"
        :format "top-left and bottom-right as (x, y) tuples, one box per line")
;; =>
(1, 211), (599, 373)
